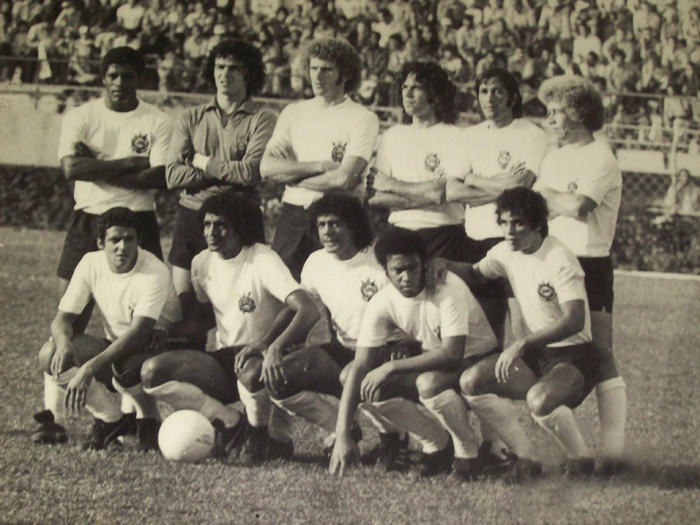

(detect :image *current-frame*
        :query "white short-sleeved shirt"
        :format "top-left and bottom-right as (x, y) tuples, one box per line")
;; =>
(57, 98), (173, 214)
(375, 123), (468, 230)
(534, 140), (622, 257)
(476, 236), (592, 347)
(462, 119), (548, 240)
(265, 97), (379, 208)
(356, 272), (498, 358)
(191, 243), (301, 349)
(59, 248), (181, 342)
(301, 248), (389, 348)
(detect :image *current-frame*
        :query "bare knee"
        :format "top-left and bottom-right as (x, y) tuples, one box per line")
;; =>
(416, 371), (450, 399)
(237, 358), (263, 392)
(38, 339), (56, 373)
(140, 356), (166, 389)
(339, 363), (352, 387)
(526, 384), (556, 417)
(459, 363), (492, 396)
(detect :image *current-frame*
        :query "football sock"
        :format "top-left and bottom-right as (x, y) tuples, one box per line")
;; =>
(144, 381), (240, 428)
(272, 391), (337, 433)
(421, 390), (478, 459)
(112, 380), (159, 419)
(531, 405), (591, 459)
(269, 404), (294, 443)
(85, 381), (122, 424)
(237, 381), (271, 429)
(596, 376), (626, 458)
(120, 394), (136, 415)
(44, 372), (69, 426)
(480, 420), (509, 459)
(368, 397), (449, 454)
(465, 393), (533, 459)
(359, 402), (404, 435)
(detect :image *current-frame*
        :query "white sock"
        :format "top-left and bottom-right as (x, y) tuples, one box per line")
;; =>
(85, 381), (122, 423)
(112, 380), (159, 419)
(44, 372), (68, 426)
(465, 393), (533, 459)
(269, 404), (294, 443)
(421, 390), (478, 459)
(531, 405), (591, 459)
(369, 397), (449, 454)
(272, 391), (337, 433)
(596, 376), (626, 458)
(480, 420), (508, 459)
(237, 381), (271, 429)
(359, 402), (404, 435)
(120, 394), (136, 415)
(144, 381), (240, 428)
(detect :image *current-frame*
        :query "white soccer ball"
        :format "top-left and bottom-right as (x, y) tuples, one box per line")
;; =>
(158, 410), (215, 463)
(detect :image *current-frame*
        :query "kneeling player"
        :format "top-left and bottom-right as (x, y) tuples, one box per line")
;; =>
(140, 194), (319, 463)
(31, 208), (181, 451)
(442, 188), (597, 478)
(266, 194), (385, 458)
(329, 229), (499, 478)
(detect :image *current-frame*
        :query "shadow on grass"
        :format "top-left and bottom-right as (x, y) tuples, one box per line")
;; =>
(625, 462), (700, 490)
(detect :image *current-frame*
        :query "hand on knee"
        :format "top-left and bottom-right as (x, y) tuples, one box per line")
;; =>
(237, 359), (264, 393)
(38, 339), (56, 374)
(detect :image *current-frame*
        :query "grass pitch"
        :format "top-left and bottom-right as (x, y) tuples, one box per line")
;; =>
(1, 227), (699, 525)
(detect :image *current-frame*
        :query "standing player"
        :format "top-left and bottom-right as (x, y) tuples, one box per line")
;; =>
(56, 47), (172, 297)
(31, 208), (181, 451)
(447, 68), (547, 261)
(329, 228), (499, 478)
(368, 61), (471, 262)
(166, 40), (275, 315)
(534, 76), (626, 475)
(140, 194), (319, 464)
(260, 37), (379, 280)
(443, 188), (598, 478)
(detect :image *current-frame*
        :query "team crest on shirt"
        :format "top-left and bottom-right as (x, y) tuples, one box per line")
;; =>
(497, 150), (511, 169)
(360, 279), (379, 302)
(238, 292), (256, 313)
(331, 141), (347, 162)
(537, 282), (557, 302)
(568, 181), (579, 192)
(131, 133), (150, 154)
(234, 140), (248, 158)
(424, 153), (441, 173)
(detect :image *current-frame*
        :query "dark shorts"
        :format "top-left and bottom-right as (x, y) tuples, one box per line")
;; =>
(578, 256), (614, 313)
(320, 340), (357, 368)
(271, 203), (320, 281)
(56, 209), (162, 280)
(168, 205), (208, 270)
(209, 345), (244, 379)
(523, 342), (599, 409)
(392, 224), (471, 262)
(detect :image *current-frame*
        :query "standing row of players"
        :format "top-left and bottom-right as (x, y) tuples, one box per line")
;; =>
(31, 36), (626, 478)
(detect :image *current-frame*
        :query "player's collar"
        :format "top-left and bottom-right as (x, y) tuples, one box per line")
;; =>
(204, 97), (257, 115)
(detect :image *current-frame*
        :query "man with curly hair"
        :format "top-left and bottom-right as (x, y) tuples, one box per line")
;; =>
(534, 75), (626, 476)
(267, 194), (388, 458)
(166, 40), (274, 320)
(261, 37), (380, 280)
(368, 61), (472, 262)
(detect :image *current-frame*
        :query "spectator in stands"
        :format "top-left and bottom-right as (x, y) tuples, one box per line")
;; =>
(55, 1), (81, 30)
(606, 49), (640, 93)
(362, 31), (388, 81)
(573, 23), (602, 65)
(387, 34), (410, 80)
(661, 7), (681, 44)
(67, 25), (98, 85)
(556, 49), (582, 76)
(117, 0), (144, 32)
(373, 8), (403, 48)
(664, 169), (700, 215)
(485, 18), (519, 55)
(664, 83), (693, 130)
(440, 44), (468, 83)
(681, 7), (700, 46)
(507, 0), (537, 38)
(633, 1), (661, 40)
(602, 27), (635, 66)
(580, 51), (606, 82)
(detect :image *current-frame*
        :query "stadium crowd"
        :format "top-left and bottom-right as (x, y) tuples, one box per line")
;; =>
(1, 0), (699, 126)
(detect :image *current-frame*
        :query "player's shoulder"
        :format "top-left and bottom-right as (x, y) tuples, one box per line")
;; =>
(542, 236), (582, 268)
(511, 117), (545, 135)
(64, 98), (100, 120)
(137, 249), (171, 277)
(248, 243), (286, 267)
(342, 97), (379, 123)
(137, 99), (172, 123)
(191, 248), (214, 272)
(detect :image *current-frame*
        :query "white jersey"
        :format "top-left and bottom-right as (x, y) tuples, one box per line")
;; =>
(462, 119), (547, 240)
(534, 140), (622, 257)
(301, 248), (389, 348)
(356, 272), (498, 358)
(375, 123), (467, 230)
(57, 98), (173, 214)
(265, 96), (379, 208)
(59, 248), (181, 342)
(476, 236), (592, 347)
(191, 243), (301, 349)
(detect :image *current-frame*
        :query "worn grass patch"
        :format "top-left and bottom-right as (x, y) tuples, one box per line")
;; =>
(1, 227), (699, 525)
